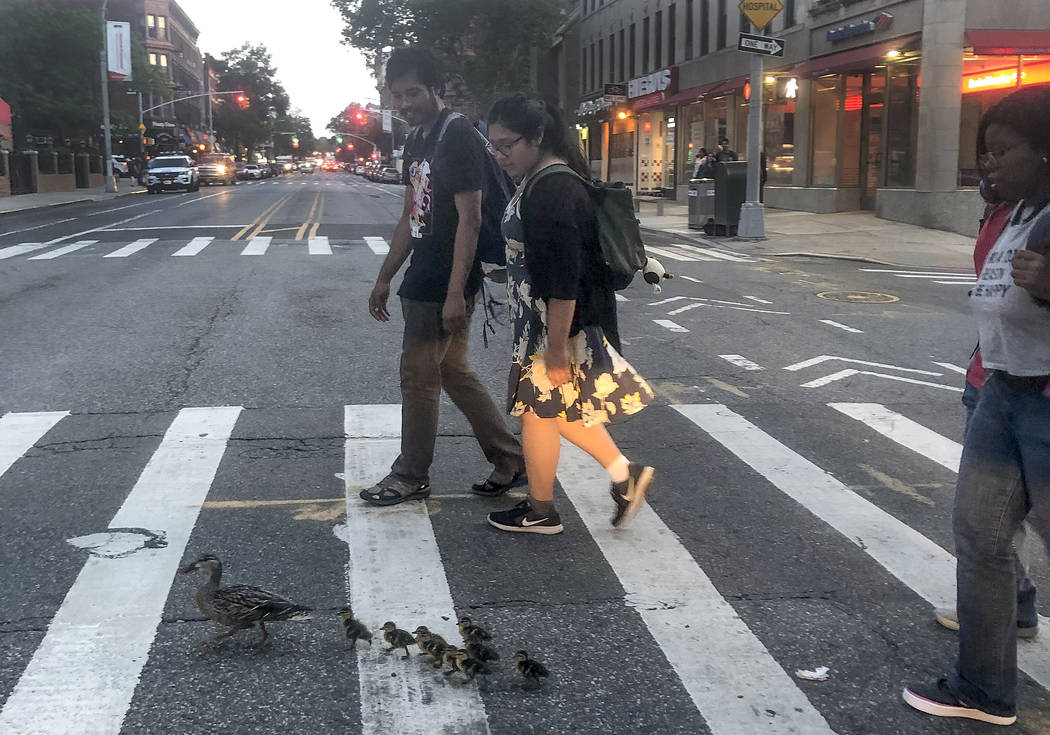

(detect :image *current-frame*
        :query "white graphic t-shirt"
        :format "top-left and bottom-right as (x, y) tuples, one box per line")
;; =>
(970, 201), (1050, 376)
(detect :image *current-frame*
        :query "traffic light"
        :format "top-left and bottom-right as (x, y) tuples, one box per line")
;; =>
(354, 111), (366, 123)
(347, 143), (353, 150)
(197, 143), (206, 151)
(236, 95), (248, 108)
(291, 136), (299, 149)
(335, 136), (343, 144)
(335, 146), (341, 152)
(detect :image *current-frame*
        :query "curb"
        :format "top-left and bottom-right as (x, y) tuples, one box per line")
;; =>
(0, 188), (148, 218)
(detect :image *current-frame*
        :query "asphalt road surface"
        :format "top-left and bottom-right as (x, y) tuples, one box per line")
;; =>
(1, 170), (1048, 735)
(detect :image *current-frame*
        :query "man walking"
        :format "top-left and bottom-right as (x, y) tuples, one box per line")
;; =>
(362, 46), (526, 506)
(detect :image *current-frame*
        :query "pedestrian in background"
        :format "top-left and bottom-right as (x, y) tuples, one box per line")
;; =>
(716, 137), (738, 162)
(904, 84), (1050, 727)
(362, 47), (525, 506)
(483, 94), (655, 535)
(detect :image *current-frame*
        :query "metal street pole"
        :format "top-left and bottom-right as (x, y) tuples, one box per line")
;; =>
(738, 50), (764, 238)
(99, 0), (117, 192)
(138, 92), (144, 156)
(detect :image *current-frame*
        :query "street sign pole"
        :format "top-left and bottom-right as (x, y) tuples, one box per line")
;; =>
(738, 50), (765, 238)
(99, 0), (117, 193)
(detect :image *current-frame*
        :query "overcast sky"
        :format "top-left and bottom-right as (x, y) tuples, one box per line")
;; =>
(175, 0), (378, 137)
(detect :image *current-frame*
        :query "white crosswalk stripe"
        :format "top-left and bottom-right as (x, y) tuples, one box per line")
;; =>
(240, 235), (271, 255)
(645, 244), (718, 262)
(28, 240), (98, 260)
(172, 237), (214, 257)
(104, 238), (156, 257)
(364, 236), (389, 255)
(0, 243), (47, 260)
(308, 236), (332, 255)
(5, 400), (1050, 729)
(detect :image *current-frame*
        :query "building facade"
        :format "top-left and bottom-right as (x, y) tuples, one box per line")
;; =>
(537, 0), (1050, 235)
(110, 0), (206, 153)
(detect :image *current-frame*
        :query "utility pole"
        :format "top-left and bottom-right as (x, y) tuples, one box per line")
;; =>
(737, 50), (764, 238)
(99, 0), (117, 192)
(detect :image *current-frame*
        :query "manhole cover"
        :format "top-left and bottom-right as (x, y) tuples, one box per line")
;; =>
(817, 290), (899, 304)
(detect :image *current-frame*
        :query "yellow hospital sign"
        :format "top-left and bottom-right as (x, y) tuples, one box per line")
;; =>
(739, 0), (783, 31)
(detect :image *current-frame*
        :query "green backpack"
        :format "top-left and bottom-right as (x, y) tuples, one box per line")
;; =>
(524, 164), (646, 290)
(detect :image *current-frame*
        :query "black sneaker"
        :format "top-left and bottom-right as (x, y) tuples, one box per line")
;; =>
(903, 679), (1016, 726)
(610, 463), (655, 528)
(487, 498), (563, 535)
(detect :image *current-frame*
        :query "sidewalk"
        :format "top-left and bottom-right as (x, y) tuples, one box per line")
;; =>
(0, 184), (147, 216)
(638, 199), (975, 271)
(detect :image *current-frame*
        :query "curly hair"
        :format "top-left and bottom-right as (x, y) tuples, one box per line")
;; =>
(977, 83), (1050, 159)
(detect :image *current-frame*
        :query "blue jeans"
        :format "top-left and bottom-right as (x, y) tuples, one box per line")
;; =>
(962, 382), (1039, 630)
(950, 373), (1050, 715)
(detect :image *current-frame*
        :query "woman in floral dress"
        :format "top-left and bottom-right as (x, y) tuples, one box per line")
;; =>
(484, 94), (656, 535)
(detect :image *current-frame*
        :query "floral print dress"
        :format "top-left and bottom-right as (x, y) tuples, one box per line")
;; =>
(503, 170), (655, 427)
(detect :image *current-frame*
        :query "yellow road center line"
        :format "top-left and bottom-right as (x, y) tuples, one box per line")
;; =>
(308, 193), (325, 239)
(295, 193), (321, 240)
(231, 193), (291, 241)
(247, 193), (293, 241)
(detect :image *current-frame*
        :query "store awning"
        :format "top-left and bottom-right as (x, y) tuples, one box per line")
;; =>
(966, 30), (1050, 55)
(791, 34), (921, 77)
(631, 75), (748, 111)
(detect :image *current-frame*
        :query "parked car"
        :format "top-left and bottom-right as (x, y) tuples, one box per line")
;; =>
(145, 155), (199, 193)
(379, 166), (401, 184)
(197, 153), (237, 186)
(111, 154), (129, 178)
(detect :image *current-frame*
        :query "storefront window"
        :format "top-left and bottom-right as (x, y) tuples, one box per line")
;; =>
(885, 61), (919, 188)
(587, 123), (602, 179)
(811, 75), (839, 187)
(764, 78), (796, 186)
(609, 117), (635, 185)
(637, 111), (664, 194)
(663, 111), (677, 189)
(680, 101), (704, 180)
(840, 74), (863, 188)
(957, 54), (1050, 186)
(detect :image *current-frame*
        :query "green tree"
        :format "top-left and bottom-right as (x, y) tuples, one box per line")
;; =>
(332, 0), (574, 112)
(272, 110), (315, 156)
(212, 44), (290, 157)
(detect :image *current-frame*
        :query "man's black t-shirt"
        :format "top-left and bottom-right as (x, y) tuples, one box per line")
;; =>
(399, 108), (485, 302)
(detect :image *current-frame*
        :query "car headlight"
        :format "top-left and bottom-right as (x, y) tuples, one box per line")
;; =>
(216, 166), (225, 174)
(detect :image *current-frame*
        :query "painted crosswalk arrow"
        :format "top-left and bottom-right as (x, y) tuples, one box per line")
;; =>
(738, 32), (786, 56)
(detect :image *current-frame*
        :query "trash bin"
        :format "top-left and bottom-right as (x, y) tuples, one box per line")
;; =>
(688, 178), (715, 230)
(704, 161), (748, 236)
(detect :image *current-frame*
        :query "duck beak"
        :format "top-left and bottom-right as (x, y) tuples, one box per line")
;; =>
(178, 562), (197, 574)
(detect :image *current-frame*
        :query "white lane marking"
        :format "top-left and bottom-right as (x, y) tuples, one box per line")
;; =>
(667, 298), (789, 316)
(678, 275), (704, 283)
(0, 243), (47, 260)
(28, 240), (98, 260)
(892, 274), (976, 281)
(648, 296), (689, 306)
(646, 245), (713, 262)
(309, 236), (332, 255)
(828, 403), (961, 472)
(175, 191), (227, 207)
(615, 293), (629, 302)
(104, 238), (156, 258)
(85, 202), (154, 216)
(932, 361), (967, 375)
(799, 368), (963, 392)
(556, 442), (836, 735)
(719, 355), (765, 371)
(341, 405), (490, 735)
(0, 411), (69, 479)
(0, 406), (241, 735)
(241, 236), (271, 256)
(172, 236), (214, 257)
(654, 319), (689, 333)
(363, 236), (389, 255)
(819, 319), (863, 333)
(675, 403), (959, 608)
(935, 281), (977, 286)
(43, 209), (163, 245)
(0, 217), (77, 237)
(693, 247), (755, 262)
(101, 225), (247, 231)
(668, 303), (705, 316)
(743, 295), (773, 304)
(859, 268), (974, 277)
(784, 355), (943, 376)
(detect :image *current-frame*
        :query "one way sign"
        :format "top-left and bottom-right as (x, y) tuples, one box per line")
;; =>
(738, 32), (785, 57)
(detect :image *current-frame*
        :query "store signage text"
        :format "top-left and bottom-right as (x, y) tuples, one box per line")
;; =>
(962, 61), (1050, 94)
(628, 67), (678, 99)
(576, 96), (613, 117)
(827, 12), (893, 43)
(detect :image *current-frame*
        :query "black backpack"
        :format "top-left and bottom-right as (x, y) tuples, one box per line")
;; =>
(432, 111), (512, 267)
(524, 164), (647, 290)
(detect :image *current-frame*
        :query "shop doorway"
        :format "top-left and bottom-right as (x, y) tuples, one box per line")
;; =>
(844, 73), (886, 210)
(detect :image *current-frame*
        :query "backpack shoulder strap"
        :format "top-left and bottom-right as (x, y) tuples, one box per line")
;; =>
(522, 163), (585, 201)
(436, 110), (465, 144)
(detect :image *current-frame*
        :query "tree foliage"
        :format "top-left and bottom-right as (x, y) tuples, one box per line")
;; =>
(212, 44), (292, 157)
(331, 0), (574, 111)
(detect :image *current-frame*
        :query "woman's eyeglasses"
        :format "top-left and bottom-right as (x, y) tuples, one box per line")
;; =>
(489, 136), (523, 157)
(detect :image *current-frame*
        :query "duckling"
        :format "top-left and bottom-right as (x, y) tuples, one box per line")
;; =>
(441, 646), (464, 675)
(412, 625), (449, 657)
(457, 616), (492, 643)
(514, 650), (549, 688)
(381, 621), (416, 658)
(426, 639), (451, 668)
(465, 640), (500, 663)
(338, 608), (373, 648)
(453, 649), (491, 682)
(179, 555), (312, 648)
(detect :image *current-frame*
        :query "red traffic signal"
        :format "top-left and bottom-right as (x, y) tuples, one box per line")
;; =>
(236, 95), (248, 108)
(354, 111), (365, 123)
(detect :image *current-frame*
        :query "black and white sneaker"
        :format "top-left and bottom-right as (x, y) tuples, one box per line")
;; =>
(903, 679), (1016, 726)
(487, 498), (563, 535)
(610, 463), (655, 528)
